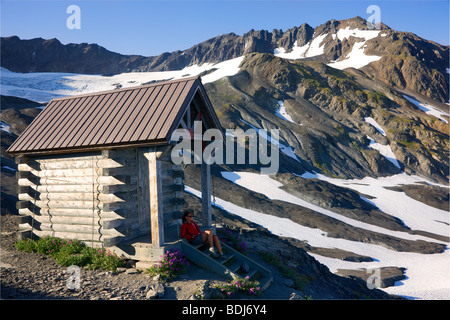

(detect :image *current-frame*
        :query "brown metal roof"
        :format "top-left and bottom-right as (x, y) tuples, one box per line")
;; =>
(8, 76), (221, 155)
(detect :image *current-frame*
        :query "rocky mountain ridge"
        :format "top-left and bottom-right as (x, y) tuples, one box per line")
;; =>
(2, 16), (448, 102)
(206, 52), (449, 184)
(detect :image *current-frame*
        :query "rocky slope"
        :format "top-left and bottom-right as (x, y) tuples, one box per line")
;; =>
(205, 52), (449, 184)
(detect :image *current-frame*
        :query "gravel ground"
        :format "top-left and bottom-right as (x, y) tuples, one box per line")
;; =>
(1, 213), (396, 301)
(0, 215), (302, 300)
(0, 215), (236, 300)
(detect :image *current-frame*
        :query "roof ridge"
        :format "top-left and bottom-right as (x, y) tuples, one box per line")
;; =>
(51, 75), (201, 102)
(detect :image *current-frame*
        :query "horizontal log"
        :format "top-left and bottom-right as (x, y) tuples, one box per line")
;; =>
(18, 192), (136, 203)
(16, 156), (33, 165)
(18, 166), (137, 180)
(107, 175), (137, 184)
(103, 149), (137, 159)
(18, 199), (138, 210)
(34, 221), (143, 241)
(31, 215), (128, 229)
(18, 176), (137, 186)
(16, 230), (33, 241)
(16, 201), (33, 209)
(11, 215), (32, 224)
(101, 184), (138, 194)
(19, 208), (127, 219)
(102, 167), (136, 176)
(18, 223), (32, 231)
(24, 168), (103, 178)
(17, 185), (35, 194)
(21, 227), (122, 246)
(36, 153), (103, 163)
(103, 202), (138, 212)
(16, 171), (35, 179)
(17, 183), (137, 194)
(35, 222), (125, 237)
(16, 158), (40, 170)
(18, 158), (137, 171)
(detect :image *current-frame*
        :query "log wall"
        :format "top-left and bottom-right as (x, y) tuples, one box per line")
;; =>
(16, 146), (184, 248)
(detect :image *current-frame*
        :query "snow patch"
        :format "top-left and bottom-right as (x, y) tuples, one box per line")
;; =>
(194, 56), (244, 84)
(275, 101), (297, 124)
(327, 40), (381, 69)
(273, 33), (327, 60)
(363, 117), (399, 168)
(273, 41), (309, 60)
(305, 33), (328, 58)
(0, 121), (11, 134)
(367, 136), (401, 169)
(334, 27), (381, 42)
(364, 116), (386, 136)
(327, 27), (381, 70)
(403, 94), (449, 124)
(240, 118), (301, 162)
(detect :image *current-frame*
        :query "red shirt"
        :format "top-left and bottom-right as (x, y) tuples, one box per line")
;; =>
(180, 221), (201, 242)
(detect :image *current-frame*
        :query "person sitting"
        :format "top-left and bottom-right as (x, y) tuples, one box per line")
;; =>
(180, 210), (223, 258)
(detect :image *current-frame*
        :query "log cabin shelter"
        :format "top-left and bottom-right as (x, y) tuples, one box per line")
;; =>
(7, 76), (223, 263)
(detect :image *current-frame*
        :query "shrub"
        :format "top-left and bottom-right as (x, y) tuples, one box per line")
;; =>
(34, 236), (63, 256)
(53, 239), (88, 266)
(216, 276), (262, 297)
(84, 248), (126, 272)
(218, 228), (247, 254)
(14, 236), (125, 272)
(14, 238), (36, 253)
(145, 249), (189, 281)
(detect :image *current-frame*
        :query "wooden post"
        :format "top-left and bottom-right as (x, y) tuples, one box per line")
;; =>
(146, 149), (164, 247)
(201, 162), (212, 227)
(138, 148), (150, 232)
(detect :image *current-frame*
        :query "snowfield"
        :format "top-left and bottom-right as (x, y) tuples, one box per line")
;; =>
(327, 27), (382, 70)
(0, 56), (244, 103)
(402, 94), (449, 124)
(212, 171), (450, 300)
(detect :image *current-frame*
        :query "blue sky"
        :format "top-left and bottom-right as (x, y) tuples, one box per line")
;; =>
(1, 0), (449, 56)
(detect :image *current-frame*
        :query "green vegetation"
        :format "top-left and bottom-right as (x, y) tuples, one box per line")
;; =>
(14, 236), (126, 271)
(215, 276), (262, 297)
(145, 249), (189, 281)
(364, 90), (387, 105)
(217, 228), (248, 254)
